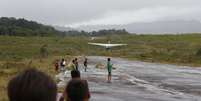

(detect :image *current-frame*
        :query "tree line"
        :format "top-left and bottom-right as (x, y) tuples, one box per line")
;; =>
(63, 29), (129, 36)
(0, 17), (60, 36)
(0, 17), (129, 37)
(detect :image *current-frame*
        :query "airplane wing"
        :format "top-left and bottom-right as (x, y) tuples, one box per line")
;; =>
(88, 43), (109, 47)
(88, 43), (127, 47)
(106, 44), (127, 47)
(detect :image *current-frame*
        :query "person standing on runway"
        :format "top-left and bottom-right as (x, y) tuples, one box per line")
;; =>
(107, 58), (113, 83)
(83, 58), (88, 72)
(74, 58), (79, 71)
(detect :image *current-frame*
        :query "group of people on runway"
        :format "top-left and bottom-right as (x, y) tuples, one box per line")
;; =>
(54, 58), (88, 73)
(55, 57), (113, 83)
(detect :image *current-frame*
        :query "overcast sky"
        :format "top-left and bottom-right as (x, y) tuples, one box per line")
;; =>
(0, 0), (201, 28)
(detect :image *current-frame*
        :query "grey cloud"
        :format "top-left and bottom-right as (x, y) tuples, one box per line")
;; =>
(67, 6), (201, 28)
(0, 0), (201, 26)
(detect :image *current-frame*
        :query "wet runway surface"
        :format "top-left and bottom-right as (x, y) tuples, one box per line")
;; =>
(56, 56), (201, 101)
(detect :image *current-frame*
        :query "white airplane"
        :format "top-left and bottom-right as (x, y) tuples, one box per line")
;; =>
(88, 41), (127, 50)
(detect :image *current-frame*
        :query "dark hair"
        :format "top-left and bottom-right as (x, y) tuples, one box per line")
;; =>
(72, 59), (75, 63)
(66, 80), (86, 101)
(108, 58), (111, 61)
(8, 68), (57, 101)
(71, 70), (80, 78)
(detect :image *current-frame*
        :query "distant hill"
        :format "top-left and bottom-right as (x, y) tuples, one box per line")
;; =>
(0, 17), (130, 36)
(125, 20), (201, 34)
(75, 20), (201, 34)
(0, 17), (61, 36)
(54, 25), (76, 32)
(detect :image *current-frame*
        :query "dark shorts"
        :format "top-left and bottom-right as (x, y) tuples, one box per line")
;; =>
(108, 72), (111, 76)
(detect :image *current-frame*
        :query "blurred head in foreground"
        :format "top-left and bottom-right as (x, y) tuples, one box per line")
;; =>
(8, 68), (57, 101)
(66, 80), (86, 101)
(63, 70), (90, 101)
(71, 70), (80, 79)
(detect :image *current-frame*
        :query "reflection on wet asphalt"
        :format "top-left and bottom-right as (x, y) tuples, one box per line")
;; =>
(56, 56), (201, 101)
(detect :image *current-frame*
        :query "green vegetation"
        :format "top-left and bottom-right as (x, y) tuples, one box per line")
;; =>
(1, 34), (201, 101)
(1, 34), (201, 66)
(0, 17), (61, 36)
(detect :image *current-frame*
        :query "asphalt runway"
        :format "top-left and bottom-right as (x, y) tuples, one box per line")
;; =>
(56, 56), (201, 101)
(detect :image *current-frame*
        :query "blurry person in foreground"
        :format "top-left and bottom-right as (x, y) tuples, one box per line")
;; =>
(60, 70), (90, 101)
(8, 68), (57, 101)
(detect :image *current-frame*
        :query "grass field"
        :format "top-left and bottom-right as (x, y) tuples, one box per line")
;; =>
(1, 34), (201, 100)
